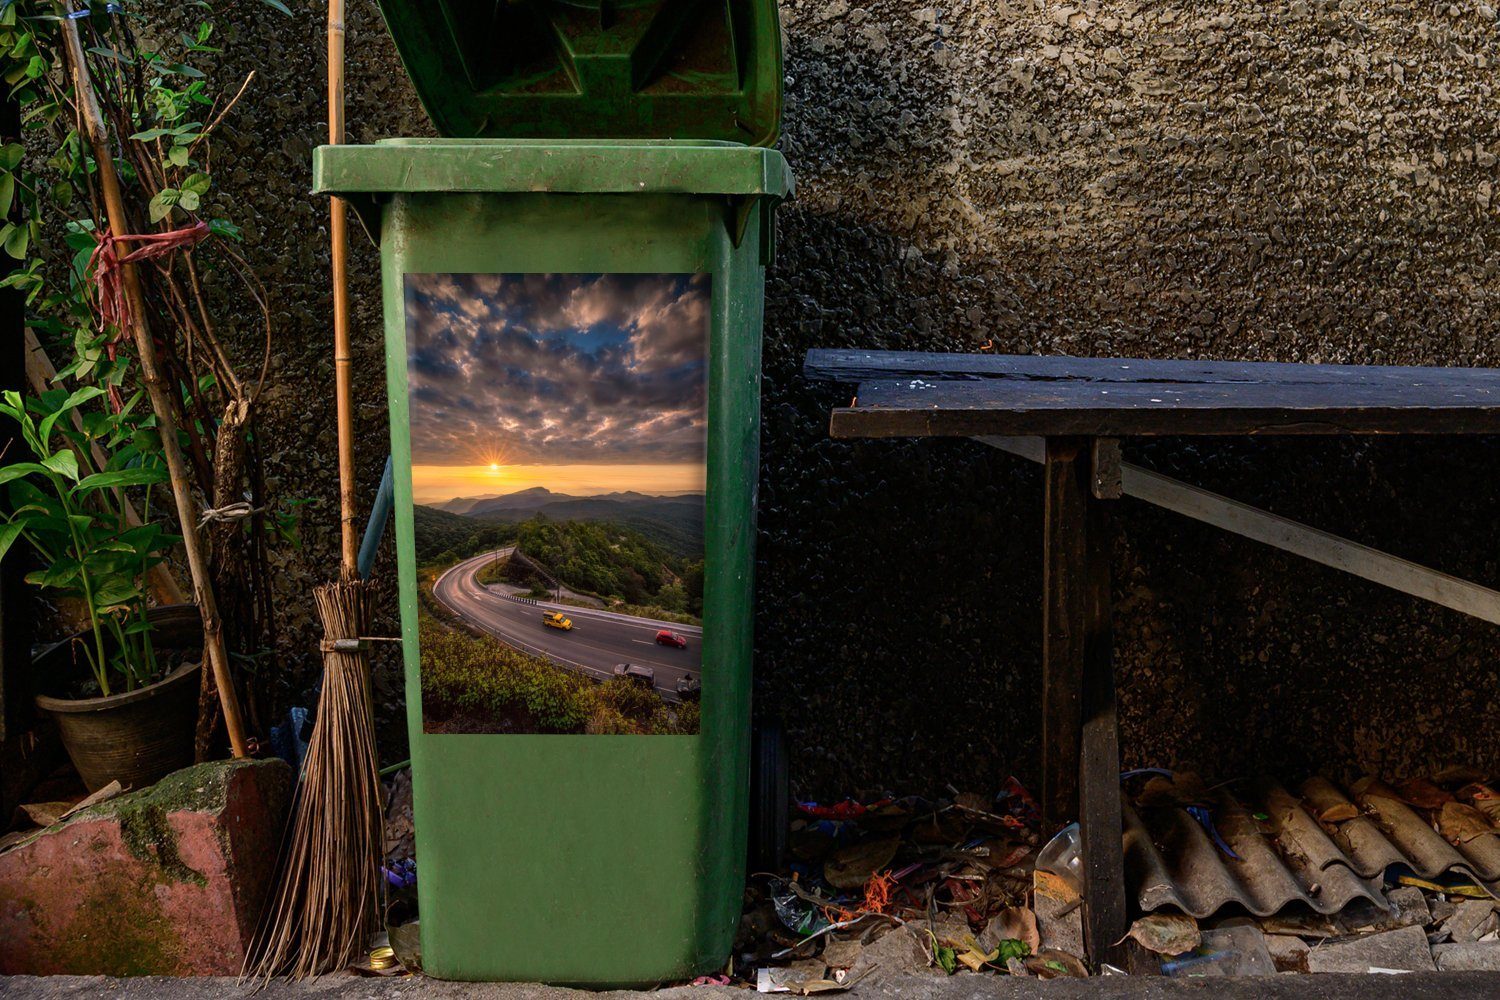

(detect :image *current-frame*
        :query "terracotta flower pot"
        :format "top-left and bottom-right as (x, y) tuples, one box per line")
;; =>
(33, 604), (203, 792)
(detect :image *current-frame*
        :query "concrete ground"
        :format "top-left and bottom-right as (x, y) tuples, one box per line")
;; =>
(3, 974), (1499, 999)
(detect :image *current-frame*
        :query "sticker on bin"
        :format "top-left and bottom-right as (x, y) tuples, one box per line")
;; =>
(404, 272), (706, 735)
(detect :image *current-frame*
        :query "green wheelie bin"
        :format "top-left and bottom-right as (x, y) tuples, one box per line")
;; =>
(312, 0), (792, 985)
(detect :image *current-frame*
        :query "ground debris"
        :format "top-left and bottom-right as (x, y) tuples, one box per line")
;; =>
(741, 782), (1061, 986)
(1440, 899), (1498, 943)
(1124, 912), (1200, 956)
(1306, 924), (1437, 974)
(1433, 940), (1500, 971)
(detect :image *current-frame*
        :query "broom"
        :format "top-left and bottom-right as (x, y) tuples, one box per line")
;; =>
(244, 0), (383, 977)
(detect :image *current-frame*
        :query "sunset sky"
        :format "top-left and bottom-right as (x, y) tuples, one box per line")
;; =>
(405, 272), (708, 504)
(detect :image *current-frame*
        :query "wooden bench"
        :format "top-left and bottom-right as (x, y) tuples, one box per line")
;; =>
(804, 348), (1500, 966)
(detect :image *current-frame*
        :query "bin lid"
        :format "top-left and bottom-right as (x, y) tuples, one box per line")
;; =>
(314, 139), (792, 198)
(372, 0), (784, 146)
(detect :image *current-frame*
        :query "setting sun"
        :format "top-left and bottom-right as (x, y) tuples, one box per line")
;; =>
(412, 461), (704, 504)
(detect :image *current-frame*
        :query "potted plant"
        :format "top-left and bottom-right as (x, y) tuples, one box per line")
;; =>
(0, 385), (200, 791)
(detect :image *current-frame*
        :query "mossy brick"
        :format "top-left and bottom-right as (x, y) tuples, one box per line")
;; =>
(0, 758), (291, 976)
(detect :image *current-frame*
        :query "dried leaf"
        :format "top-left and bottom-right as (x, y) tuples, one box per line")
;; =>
(1026, 949), (1088, 978)
(1315, 802), (1359, 823)
(1458, 783), (1500, 824)
(1302, 777), (1361, 824)
(18, 801), (69, 828)
(1353, 777), (1403, 804)
(1433, 765), (1488, 786)
(1123, 913), (1201, 956)
(1438, 801), (1495, 845)
(59, 780), (124, 820)
(1137, 776), (1180, 807)
(991, 907), (1040, 955)
(824, 837), (899, 890)
(1397, 777), (1453, 811)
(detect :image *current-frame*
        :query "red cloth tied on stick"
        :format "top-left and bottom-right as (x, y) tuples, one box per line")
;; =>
(87, 220), (210, 409)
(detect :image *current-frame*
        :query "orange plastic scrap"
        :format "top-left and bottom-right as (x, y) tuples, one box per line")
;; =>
(869, 871), (898, 912)
(823, 870), (898, 925)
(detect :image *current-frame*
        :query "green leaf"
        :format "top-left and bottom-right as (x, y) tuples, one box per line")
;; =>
(167, 144), (190, 167)
(0, 172), (12, 217)
(178, 189), (200, 212)
(2, 220), (27, 258)
(92, 580), (142, 608)
(0, 142), (21, 171)
(258, 0), (294, 15)
(994, 939), (1029, 963)
(0, 462), (51, 486)
(148, 188), (178, 222)
(181, 171), (211, 196)
(26, 556), (80, 588)
(42, 450), (80, 482)
(38, 385), (105, 443)
(208, 218), (241, 241)
(63, 219), (98, 250)
(0, 519), (25, 563)
(76, 467), (167, 492)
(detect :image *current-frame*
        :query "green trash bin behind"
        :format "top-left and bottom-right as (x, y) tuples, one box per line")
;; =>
(313, 0), (791, 985)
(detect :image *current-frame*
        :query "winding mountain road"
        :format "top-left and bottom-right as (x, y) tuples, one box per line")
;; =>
(431, 551), (702, 701)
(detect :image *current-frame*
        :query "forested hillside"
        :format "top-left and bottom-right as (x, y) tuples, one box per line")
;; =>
(516, 518), (703, 616)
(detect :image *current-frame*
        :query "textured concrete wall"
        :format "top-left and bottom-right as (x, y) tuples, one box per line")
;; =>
(190, 1), (1500, 793)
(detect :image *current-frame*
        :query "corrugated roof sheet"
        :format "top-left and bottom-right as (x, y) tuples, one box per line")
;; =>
(1123, 776), (1500, 920)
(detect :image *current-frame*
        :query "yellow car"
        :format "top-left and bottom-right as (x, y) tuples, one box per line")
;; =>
(542, 611), (573, 631)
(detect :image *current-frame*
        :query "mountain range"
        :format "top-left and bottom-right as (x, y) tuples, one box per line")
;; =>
(423, 487), (704, 557)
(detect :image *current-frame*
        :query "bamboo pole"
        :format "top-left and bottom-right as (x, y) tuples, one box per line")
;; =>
(61, 8), (248, 758)
(24, 329), (188, 607)
(328, 0), (358, 577)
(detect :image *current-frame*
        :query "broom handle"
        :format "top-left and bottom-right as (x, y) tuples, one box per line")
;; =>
(61, 8), (248, 758)
(329, 0), (358, 578)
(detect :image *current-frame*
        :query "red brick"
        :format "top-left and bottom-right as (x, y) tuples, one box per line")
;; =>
(0, 758), (291, 975)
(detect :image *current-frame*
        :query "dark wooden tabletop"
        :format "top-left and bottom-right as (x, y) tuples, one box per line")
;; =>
(804, 349), (1500, 437)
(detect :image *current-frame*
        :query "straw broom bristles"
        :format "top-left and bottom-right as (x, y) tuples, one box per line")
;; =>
(243, 579), (383, 979)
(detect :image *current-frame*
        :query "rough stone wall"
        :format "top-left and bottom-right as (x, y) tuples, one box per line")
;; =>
(182, 1), (1500, 794)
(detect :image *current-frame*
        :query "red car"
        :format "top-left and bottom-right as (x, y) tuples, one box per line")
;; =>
(655, 629), (688, 649)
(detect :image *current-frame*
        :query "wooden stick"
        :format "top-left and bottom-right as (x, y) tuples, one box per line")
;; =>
(61, 9), (247, 758)
(24, 329), (188, 606)
(1041, 438), (1086, 833)
(328, 0), (357, 577)
(978, 435), (1500, 626)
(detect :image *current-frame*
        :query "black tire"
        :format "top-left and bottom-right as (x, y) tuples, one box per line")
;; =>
(748, 716), (788, 873)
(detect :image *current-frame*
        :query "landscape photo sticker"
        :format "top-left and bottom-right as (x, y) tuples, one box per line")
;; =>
(405, 273), (708, 735)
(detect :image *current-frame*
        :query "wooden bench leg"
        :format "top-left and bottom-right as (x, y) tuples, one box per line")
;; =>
(1043, 437), (1128, 967)
(1041, 438), (1086, 833)
(1080, 496), (1127, 966)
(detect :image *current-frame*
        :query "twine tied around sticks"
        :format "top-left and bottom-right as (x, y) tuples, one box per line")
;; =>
(88, 221), (213, 406)
(197, 500), (267, 529)
(89, 220), (211, 338)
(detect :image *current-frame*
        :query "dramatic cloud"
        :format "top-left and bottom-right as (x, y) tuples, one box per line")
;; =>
(405, 273), (709, 467)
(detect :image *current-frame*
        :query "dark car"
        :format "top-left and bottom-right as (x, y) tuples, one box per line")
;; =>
(613, 662), (655, 687)
(655, 629), (688, 649)
(675, 674), (701, 701)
